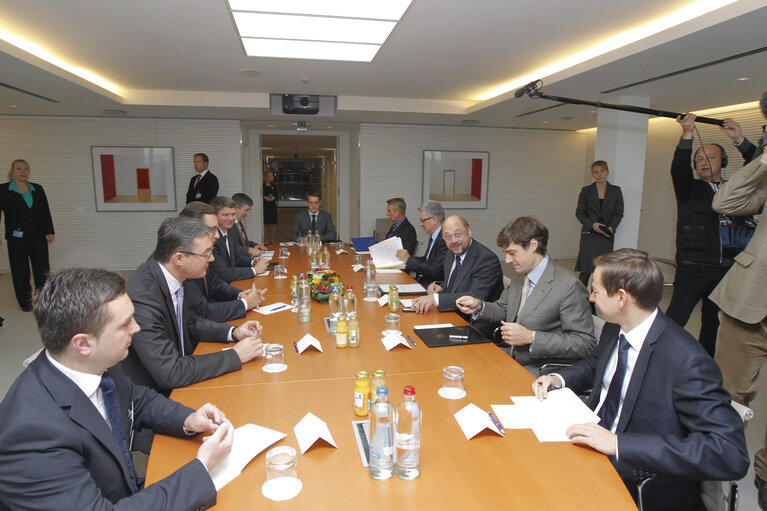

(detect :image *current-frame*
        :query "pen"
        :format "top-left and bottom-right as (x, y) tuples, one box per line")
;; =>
(293, 341), (299, 353)
(212, 420), (223, 426)
(536, 381), (561, 391)
(487, 410), (505, 436)
(270, 304), (288, 312)
(406, 335), (416, 346)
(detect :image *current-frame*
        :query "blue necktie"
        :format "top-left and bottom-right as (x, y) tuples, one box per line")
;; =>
(175, 286), (185, 356)
(99, 374), (138, 493)
(598, 334), (631, 430)
(447, 256), (462, 290)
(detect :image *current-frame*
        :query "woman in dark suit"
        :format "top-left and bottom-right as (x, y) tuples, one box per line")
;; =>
(262, 170), (278, 245)
(574, 160), (623, 287)
(0, 159), (55, 310)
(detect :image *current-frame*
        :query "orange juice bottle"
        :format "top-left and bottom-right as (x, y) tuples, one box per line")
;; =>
(354, 371), (370, 416)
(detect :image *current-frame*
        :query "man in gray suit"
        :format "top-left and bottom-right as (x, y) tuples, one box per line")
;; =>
(289, 192), (337, 242)
(458, 216), (595, 375)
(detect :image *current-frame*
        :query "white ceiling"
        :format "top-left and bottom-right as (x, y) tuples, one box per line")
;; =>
(0, 0), (765, 131)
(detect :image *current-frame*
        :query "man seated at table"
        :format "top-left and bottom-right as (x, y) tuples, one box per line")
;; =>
(396, 200), (447, 287)
(210, 196), (267, 283)
(0, 268), (235, 510)
(289, 192), (337, 242)
(180, 201), (266, 322)
(533, 249), (749, 510)
(457, 216), (595, 375)
(232, 192), (267, 257)
(121, 216), (265, 396)
(384, 197), (418, 255)
(412, 216), (504, 333)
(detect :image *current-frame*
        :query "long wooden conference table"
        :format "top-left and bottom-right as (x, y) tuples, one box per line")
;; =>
(146, 245), (637, 510)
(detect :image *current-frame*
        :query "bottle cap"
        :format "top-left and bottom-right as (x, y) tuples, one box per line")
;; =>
(356, 370), (368, 379)
(376, 386), (388, 397)
(403, 385), (415, 396)
(346, 285), (353, 290)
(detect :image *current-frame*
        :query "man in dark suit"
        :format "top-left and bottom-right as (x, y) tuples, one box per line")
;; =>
(534, 249), (749, 511)
(209, 196), (267, 283)
(122, 216), (265, 396)
(0, 268), (234, 510)
(289, 192), (337, 242)
(232, 192), (267, 257)
(185, 152), (219, 204)
(396, 200), (447, 287)
(385, 197), (417, 255)
(458, 216), (595, 375)
(411, 215), (503, 322)
(180, 202), (266, 322)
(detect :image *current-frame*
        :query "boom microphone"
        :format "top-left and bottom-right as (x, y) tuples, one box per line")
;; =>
(514, 81), (539, 99)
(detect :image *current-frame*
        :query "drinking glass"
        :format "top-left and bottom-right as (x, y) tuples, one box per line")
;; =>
(383, 313), (401, 335)
(261, 446), (301, 501)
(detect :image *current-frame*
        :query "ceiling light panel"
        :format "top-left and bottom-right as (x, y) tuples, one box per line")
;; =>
(233, 12), (395, 44)
(228, 0), (413, 20)
(242, 38), (380, 62)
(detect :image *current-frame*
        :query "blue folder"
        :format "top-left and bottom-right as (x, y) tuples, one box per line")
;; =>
(351, 237), (377, 252)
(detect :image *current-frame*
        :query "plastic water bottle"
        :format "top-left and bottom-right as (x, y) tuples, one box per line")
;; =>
(297, 274), (311, 322)
(395, 385), (421, 480)
(343, 285), (357, 318)
(368, 386), (394, 481)
(321, 245), (331, 270)
(328, 285), (343, 319)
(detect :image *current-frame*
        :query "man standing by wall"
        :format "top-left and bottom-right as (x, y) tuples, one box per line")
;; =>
(186, 153), (218, 204)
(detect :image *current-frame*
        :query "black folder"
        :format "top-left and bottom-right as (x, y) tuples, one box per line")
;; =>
(414, 326), (490, 348)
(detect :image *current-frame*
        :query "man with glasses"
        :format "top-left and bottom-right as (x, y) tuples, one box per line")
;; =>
(412, 216), (503, 333)
(396, 200), (448, 287)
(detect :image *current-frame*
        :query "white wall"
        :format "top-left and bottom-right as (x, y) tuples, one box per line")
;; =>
(359, 123), (594, 260)
(0, 116), (242, 271)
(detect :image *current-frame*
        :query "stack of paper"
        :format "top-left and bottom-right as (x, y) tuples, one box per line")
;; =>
(209, 424), (286, 490)
(369, 237), (406, 269)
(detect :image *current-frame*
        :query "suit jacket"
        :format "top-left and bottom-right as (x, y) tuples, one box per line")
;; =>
(0, 181), (55, 240)
(405, 229), (448, 286)
(121, 257), (241, 394)
(232, 220), (257, 258)
(478, 259), (595, 373)
(386, 217), (418, 255)
(210, 229), (256, 283)
(185, 171), (219, 204)
(575, 182), (624, 233)
(184, 269), (246, 323)
(0, 352), (216, 510)
(710, 155), (767, 323)
(559, 312), (749, 510)
(289, 209), (337, 242)
(438, 240), (504, 313)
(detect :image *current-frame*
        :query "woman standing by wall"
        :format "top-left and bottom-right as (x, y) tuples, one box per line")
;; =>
(262, 170), (278, 245)
(0, 159), (55, 311)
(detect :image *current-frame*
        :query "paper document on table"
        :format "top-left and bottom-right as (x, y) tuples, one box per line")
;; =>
(260, 251), (275, 259)
(352, 264), (364, 272)
(400, 299), (413, 308)
(255, 270), (270, 277)
(209, 423), (286, 490)
(490, 405), (537, 429)
(254, 302), (291, 315)
(507, 388), (599, 442)
(413, 323), (454, 330)
(454, 403), (504, 440)
(369, 237), (406, 269)
(294, 412), (337, 454)
(296, 333), (323, 354)
(381, 333), (412, 351)
(379, 283), (426, 296)
(375, 269), (402, 274)
(280, 242), (295, 246)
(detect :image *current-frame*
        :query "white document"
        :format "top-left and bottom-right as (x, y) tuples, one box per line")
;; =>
(255, 270), (270, 277)
(335, 249), (348, 254)
(507, 388), (599, 442)
(375, 269), (402, 274)
(254, 302), (291, 315)
(293, 412), (337, 454)
(377, 294), (389, 307)
(355, 251), (370, 255)
(400, 299), (413, 308)
(280, 242), (296, 246)
(369, 237), (406, 269)
(454, 403), (504, 440)
(296, 333), (323, 354)
(413, 323), (454, 330)
(381, 333), (413, 351)
(490, 404), (537, 430)
(260, 251), (275, 259)
(379, 283), (426, 295)
(352, 264), (364, 272)
(209, 423), (287, 490)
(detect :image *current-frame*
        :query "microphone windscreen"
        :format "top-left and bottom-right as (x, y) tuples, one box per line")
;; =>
(761, 90), (767, 118)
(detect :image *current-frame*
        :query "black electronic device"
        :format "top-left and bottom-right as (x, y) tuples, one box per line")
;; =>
(414, 325), (490, 348)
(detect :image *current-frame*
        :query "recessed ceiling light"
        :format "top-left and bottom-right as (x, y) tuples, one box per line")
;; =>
(242, 38), (380, 62)
(228, 0), (412, 20)
(8, 104), (16, 108)
(737, 77), (750, 81)
(326, 126), (333, 129)
(589, 110), (597, 113)
(268, 124), (275, 127)
(232, 12), (395, 45)
(542, 120), (549, 124)
(240, 69), (262, 77)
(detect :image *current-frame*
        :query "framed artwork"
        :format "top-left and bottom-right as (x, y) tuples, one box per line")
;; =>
(422, 150), (489, 209)
(91, 146), (176, 211)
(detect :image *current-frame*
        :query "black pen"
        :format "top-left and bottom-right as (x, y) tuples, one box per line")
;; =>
(406, 335), (416, 346)
(536, 381), (561, 391)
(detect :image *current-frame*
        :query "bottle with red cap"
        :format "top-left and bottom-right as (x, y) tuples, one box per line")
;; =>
(395, 385), (421, 480)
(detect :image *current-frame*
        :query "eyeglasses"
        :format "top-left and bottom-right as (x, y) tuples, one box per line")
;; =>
(419, 216), (434, 224)
(443, 230), (466, 241)
(180, 250), (214, 259)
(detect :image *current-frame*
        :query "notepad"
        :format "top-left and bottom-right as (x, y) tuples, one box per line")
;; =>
(254, 302), (291, 315)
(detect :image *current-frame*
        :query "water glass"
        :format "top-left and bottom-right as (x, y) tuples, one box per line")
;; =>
(273, 265), (287, 279)
(279, 247), (290, 259)
(383, 313), (401, 335)
(442, 366), (465, 397)
(262, 446), (301, 501)
(297, 236), (307, 247)
(353, 253), (363, 265)
(264, 344), (285, 368)
(364, 282), (379, 302)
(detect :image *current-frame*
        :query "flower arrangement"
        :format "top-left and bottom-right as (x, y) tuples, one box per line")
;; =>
(309, 271), (343, 303)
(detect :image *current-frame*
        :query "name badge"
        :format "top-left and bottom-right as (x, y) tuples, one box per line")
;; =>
(195, 192), (202, 199)
(12, 230), (23, 238)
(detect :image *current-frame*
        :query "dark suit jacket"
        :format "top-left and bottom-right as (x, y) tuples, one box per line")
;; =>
(289, 209), (336, 242)
(0, 352), (216, 510)
(185, 171), (218, 204)
(0, 181), (55, 240)
(232, 220), (257, 258)
(210, 229), (256, 283)
(478, 259), (595, 374)
(184, 269), (246, 323)
(121, 257), (241, 394)
(559, 312), (749, 510)
(575, 182), (624, 233)
(386, 217), (418, 255)
(438, 239), (504, 313)
(405, 229), (448, 287)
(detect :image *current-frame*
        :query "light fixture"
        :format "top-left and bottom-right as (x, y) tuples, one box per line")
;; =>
(242, 38), (380, 62)
(232, 13), (395, 44)
(737, 77), (750, 81)
(228, 0), (412, 20)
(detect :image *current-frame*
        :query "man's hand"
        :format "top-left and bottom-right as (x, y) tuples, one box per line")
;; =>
(566, 422), (617, 456)
(396, 249), (410, 262)
(721, 118), (744, 145)
(456, 295), (482, 315)
(241, 286), (267, 310)
(427, 282), (443, 294)
(233, 320), (263, 340)
(499, 321), (533, 346)
(677, 112), (696, 139)
(592, 223), (609, 237)
(532, 375), (562, 400)
(412, 294), (437, 313)
(184, 403), (227, 434)
(247, 246), (262, 257)
(252, 257), (268, 274)
(232, 337), (264, 363)
(46, 234), (55, 245)
(196, 420), (234, 473)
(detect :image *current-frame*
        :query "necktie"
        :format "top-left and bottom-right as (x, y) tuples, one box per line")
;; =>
(424, 236), (434, 259)
(223, 234), (230, 258)
(175, 286), (185, 356)
(516, 276), (530, 320)
(598, 334), (631, 430)
(446, 256), (462, 290)
(194, 174), (201, 188)
(99, 374), (139, 493)
(202, 276), (209, 299)
(311, 215), (316, 232)
(237, 223), (247, 246)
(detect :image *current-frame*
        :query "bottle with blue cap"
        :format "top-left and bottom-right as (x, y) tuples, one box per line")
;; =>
(368, 386), (395, 480)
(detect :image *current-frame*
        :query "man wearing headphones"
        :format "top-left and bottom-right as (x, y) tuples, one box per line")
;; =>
(666, 113), (749, 357)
